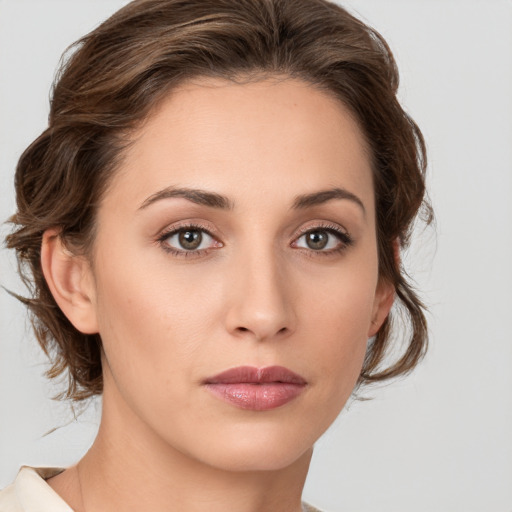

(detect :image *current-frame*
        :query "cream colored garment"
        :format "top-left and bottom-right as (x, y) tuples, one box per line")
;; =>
(0, 467), (323, 512)
(0, 467), (71, 512)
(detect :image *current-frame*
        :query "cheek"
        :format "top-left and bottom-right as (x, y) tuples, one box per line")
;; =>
(301, 249), (378, 338)
(91, 246), (235, 413)
(298, 257), (378, 406)
(94, 263), (204, 369)
(92, 263), (211, 445)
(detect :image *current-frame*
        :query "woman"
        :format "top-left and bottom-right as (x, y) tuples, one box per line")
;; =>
(1, 0), (431, 510)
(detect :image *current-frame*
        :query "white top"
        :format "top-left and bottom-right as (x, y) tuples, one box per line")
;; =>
(0, 467), (323, 512)
(0, 467), (72, 512)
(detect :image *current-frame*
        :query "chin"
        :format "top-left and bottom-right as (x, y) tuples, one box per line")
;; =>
(177, 420), (319, 473)
(203, 445), (313, 473)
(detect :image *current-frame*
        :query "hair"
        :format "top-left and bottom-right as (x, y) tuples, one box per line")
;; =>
(5, 0), (432, 401)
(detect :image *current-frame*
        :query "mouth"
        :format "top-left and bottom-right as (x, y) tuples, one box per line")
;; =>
(203, 366), (307, 411)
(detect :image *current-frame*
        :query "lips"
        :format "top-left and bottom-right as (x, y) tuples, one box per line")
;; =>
(203, 366), (307, 411)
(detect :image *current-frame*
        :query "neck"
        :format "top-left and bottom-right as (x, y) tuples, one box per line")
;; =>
(55, 374), (312, 512)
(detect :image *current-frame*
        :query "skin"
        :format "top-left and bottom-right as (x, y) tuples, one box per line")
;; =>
(42, 76), (394, 512)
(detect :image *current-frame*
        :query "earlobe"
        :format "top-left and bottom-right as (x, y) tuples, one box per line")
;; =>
(41, 229), (99, 334)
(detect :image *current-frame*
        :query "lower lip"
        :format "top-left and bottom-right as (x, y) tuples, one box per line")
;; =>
(204, 383), (306, 411)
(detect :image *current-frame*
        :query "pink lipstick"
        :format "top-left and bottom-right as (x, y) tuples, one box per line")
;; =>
(203, 366), (307, 411)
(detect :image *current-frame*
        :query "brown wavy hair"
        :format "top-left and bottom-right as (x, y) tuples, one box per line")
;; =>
(5, 0), (432, 401)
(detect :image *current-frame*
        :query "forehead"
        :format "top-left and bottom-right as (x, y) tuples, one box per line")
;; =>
(105, 76), (374, 216)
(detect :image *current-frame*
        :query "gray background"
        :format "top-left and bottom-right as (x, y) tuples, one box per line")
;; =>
(1, 1), (511, 510)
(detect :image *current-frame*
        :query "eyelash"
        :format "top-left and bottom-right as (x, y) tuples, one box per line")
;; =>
(292, 224), (354, 258)
(157, 222), (219, 259)
(157, 222), (354, 259)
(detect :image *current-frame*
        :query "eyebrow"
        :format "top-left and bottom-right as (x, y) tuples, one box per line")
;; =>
(138, 186), (365, 215)
(291, 187), (366, 215)
(139, 186), (235, 211)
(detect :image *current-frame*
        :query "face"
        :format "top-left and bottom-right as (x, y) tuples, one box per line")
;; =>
(82, 77), (393, 471)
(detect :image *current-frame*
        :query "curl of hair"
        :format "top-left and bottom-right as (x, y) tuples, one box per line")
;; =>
(6, 0), (433, 401)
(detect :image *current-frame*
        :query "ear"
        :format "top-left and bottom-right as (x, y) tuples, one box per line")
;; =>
(367, 277), (395, 338)
(367, 238), (399, 338)
(41, 229), (99, 334)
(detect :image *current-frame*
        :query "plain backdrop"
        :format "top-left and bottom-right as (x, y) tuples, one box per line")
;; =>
(1, 1), (511, 511)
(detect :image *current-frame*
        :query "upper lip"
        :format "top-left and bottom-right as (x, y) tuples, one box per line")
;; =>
(204, 365), (307, 385)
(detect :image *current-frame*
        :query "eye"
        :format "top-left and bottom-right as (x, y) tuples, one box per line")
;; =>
(158, 224), (222, 256)
(293, 226), (353, 254)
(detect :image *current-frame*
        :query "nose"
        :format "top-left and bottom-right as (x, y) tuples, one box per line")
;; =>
(224, 246), (296, 342)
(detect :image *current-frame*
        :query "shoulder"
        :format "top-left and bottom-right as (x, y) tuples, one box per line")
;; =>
(0, 467), (71, 512)
(302, 502), (325, 512)
(0, 482), (22, 512)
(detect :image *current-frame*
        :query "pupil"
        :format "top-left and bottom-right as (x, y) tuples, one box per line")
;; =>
(179, 230), (202, 250)
(307, 231), (328, 250)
